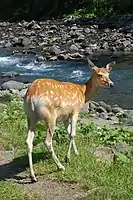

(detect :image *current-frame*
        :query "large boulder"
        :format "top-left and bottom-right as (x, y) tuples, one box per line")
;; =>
(1, 81), (24, 91)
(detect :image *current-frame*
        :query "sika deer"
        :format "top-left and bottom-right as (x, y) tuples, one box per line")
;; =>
(24, 58), (115, 182)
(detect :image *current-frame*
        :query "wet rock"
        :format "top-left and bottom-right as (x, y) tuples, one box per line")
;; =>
(49, 56), (57, 61)
(2, 71), (20, 78)
(70, 52), (83, 58)
(93, 146), (115, 163)
(57, 54), (68, 60)
(50, 45), (61, 55)
(96, 106), (107, 113)
(1, 81), (24, 91)
(112, 106), (124, 114)
(36, 55), (46, 62)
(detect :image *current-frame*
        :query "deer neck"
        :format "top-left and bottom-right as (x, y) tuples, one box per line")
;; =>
(84, 77), (99, 102)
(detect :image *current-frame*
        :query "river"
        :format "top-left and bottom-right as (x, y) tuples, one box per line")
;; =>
(0, 49), (133, 109)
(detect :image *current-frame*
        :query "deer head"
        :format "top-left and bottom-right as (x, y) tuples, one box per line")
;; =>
(87, 57), (115, 88)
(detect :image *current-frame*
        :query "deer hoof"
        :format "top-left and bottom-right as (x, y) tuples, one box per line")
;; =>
(30, 175), (37, 183)
(58, 165), (65, 171)
(65, 156), (70, 164)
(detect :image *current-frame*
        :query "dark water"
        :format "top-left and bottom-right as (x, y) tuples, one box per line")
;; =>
(0, 49), (133, 109)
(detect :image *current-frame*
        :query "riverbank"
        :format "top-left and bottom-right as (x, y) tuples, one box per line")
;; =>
(0, 86), (133, 129)
(0, 97), (133, 200)
(1, 15), (133, 61)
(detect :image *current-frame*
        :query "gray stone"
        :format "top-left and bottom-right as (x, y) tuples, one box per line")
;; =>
(77, 34), (85, 41)
(0, 150), (14, 165)
(96, 106), (107, 113)
(31, 22), (41, 30)
(1, 81), (24, 91)
(19, 89), (27, 98)
(116, 112), (127, 118)
(22, 37), (31, 46)
(57, 54), (68, 60)
(50, 25), (58, 30)
(89, 101), (96, 110)
(112, 106), (124, 114)
(99, 101), (112, 112)
(99, 112), (108, 119)
(84, 28), (90, 34)
(71, 25), (78, 31)
(49, 56), (57, 61)
(2, 71), (19, 78)
(70, 44), (79, 52)
(84, 47), (93, 55)
(4, 41), (12, 47)
(93, 146), (115, 163)
(113, 142), (132, 155)
(36, 56), (46, 62)
(122, 40), (131, 47)
(70, 52), (83, 58)
(91, 101), (99, 107)
(51, 45), (61, 55)
(0, 103), (7, 110)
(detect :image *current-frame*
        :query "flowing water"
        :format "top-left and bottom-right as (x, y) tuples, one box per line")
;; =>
(0, 49), (133, 109)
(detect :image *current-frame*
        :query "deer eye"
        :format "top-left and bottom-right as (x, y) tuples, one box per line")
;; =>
(98, 74), (103, 78)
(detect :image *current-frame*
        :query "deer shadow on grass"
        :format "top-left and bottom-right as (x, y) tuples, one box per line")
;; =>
(0, 151), (56, 183)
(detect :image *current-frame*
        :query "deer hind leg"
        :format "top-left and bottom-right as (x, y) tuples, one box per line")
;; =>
(26, 117), (37, 182)
(45, 121), (65, 171)
(64, 115), (79, 163)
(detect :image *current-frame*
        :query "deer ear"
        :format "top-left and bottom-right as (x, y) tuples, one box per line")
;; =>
(106, 61), (116, 72)
(87, 57), (97, 70)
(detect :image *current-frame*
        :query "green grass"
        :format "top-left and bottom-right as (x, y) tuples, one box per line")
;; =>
(0, 97), (133, 200)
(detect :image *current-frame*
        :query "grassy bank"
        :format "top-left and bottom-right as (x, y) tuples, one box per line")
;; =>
(0, 98), (133, 200)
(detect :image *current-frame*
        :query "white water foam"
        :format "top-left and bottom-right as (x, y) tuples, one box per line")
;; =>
(0, 56), (21, 66)
(0, 55), (89, 83)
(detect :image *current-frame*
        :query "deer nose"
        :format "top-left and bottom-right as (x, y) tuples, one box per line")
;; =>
(110, 82), (114, 88)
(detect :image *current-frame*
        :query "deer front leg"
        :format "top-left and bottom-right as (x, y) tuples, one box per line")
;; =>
(65, 114), (79, 163)
(45, 122), (65, 171)
(63, 120), (79, 159)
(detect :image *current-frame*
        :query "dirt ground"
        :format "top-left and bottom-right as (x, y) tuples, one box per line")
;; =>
(0, 150), (89, 200)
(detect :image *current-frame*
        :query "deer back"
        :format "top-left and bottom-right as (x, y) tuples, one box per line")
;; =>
(24, 78), (86, 121)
